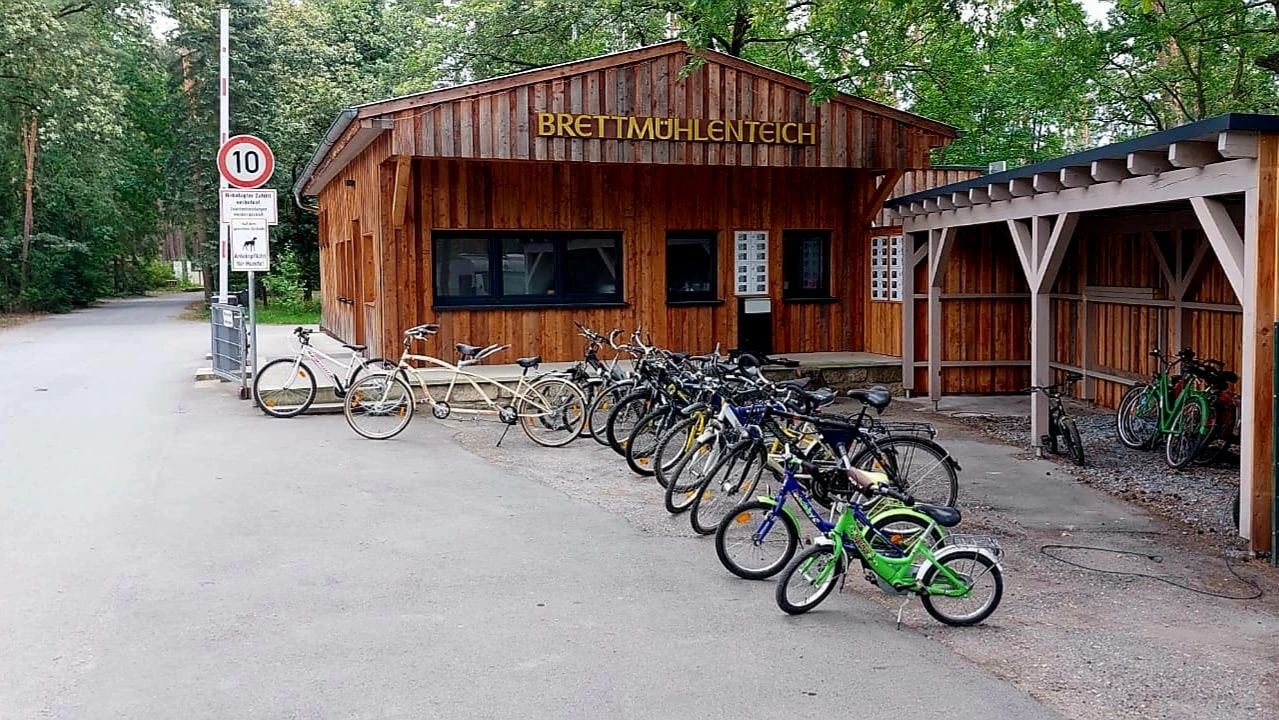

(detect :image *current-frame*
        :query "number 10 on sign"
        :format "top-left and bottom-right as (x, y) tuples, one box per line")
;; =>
(217, 134), (275, 189)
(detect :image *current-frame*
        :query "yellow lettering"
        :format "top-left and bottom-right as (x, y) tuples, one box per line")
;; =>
(724, 119), (742, 142)
(673, 118), (694, 141)
(798, 123), (816, 145)
(654, 118), (673, 141)
(629, 116), (655, 140)
(759, 123), (776, 144)
(744, 121), (760, 143)
(575, 115), (594, 137)
(693, 119), (709, 141)
(537, 112), (556, 136)
(781, 122), (798, 144)
(613, 116), (626, 137)
(595, 115), (607, 137)
(556, 113), (576, 137)
(706, 119), (724, 142)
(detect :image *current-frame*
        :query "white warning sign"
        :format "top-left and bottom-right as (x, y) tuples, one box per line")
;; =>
(230, 221), (270, 272)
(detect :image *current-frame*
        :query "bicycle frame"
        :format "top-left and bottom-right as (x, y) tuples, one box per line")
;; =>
(288, 343), (367, 393)
(392, 348), (557, 418)
(812, 505), (974, 598)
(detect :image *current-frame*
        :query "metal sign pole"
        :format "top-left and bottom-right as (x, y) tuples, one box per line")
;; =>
(217, 7), (230, 303)
(247, 270), (258, 401)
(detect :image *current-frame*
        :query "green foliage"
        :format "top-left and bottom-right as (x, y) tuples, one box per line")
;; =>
(260, 246), (308, 310)
(0, 233), (104, 312)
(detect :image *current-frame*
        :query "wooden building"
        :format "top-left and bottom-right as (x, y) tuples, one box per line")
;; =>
(882, 114), (1279, 554)
(292, 41), (957, 364)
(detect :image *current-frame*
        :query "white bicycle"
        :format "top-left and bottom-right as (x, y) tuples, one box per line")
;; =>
(343, 323), (587, 446)
(252, 326), (396, 418)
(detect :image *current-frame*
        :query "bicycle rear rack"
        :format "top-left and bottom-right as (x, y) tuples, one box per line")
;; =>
(944, 534), (1004, 559)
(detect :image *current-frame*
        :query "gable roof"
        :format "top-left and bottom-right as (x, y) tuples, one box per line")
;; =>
(295, 40), (958, 198)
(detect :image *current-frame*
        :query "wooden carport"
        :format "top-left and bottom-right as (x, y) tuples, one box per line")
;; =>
(885, 114), (1279, 555)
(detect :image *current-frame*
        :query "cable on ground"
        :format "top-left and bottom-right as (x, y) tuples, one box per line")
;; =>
(1039, 543), (1263, 600)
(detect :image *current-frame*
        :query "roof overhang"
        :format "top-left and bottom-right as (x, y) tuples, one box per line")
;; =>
(294, 115), (395, 199)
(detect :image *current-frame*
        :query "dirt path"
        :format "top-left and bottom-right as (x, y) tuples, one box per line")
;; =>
(438, 410), (1279, 720)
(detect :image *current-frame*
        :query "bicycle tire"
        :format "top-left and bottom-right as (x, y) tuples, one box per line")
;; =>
(690, 441), (768, 536)
(344, 373), (415, 440)
(664, 435), (723, 515)
(625, 406), (676, 476)
(586, 380), (633, 446)
(1165, 396), (1209, 469)
(605, 389), (656, 456)
(517, 377), (587, 448)
(919, 550), (1003, 626)
(775, 544), (844, 615)
(652, 415), (699, 489)
(1116, 383), (1159, 450)
(253, 357), (317, 418)
(715, 500), (801, 580)
(850, 436), (958, 507)
(1061, 417), (1086, 466)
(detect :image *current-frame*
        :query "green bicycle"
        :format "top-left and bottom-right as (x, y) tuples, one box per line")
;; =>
(1115, 348), (1213, 469)
(775, 470), (1003, 626)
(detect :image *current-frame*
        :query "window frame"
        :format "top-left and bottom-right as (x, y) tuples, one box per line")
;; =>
(432, 230), (625, 309)
(781, 229), (834, 301)
(665, 230), (721, 305)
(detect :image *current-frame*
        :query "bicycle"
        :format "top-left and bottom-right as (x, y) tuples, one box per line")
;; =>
(342, 324), (587, 447)
(252, 326), (396, 418)
(774, 471), (1004, 626)
(1116, 348), (1215, 468)
(1023, 372), (1085, 466)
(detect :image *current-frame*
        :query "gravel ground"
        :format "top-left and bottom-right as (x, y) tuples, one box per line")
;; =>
(427, 408), (1279, 720)
(947, 400), (1244, 544)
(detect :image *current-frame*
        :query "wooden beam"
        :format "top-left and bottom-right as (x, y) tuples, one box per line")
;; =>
(1169, 141), (1221, 168)
(1145, 231), (1178, 293)
(928, 230), (943, 402)
(1242, 133), (1277, 551)
(1036, 213), (1079, 292)
(1033, 172), (1064, 193)
(937, 195), (956, 211)
(912, 243), (928, 266)
(1009, 177), (1036, 197)
(1178, 238), (1212, 299)
(924, 198), (941, 212)
(390, 155), (411, 229)
(901, 158), (1257, 232)
(969, 187), (991, 204)
(1029, 215), (1052, 451)
(910, 201), (926, 215)
(901, 233), (917, 393)
(1128, 150), (1174, 176)
(988, 183), (1012, 201)
(1006, 218), (1035, 281)
(1059, 166), (1094, 188)
(861, 169), (905, 227)
(1091, 159), (1132, 182)
(928, 227), (954, 288)
(951, 191), (972, 208)
(1218, 130), (1258, 159)
(1190, 196), (1246, 299)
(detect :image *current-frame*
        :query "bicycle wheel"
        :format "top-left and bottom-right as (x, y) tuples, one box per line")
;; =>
(1060, 417), (1086, 466)
(517, 377), (586, 448)
(1165, 397), (1209, 469)
(775, 543), (844, 615)
(352, 357), (400, 383)
(852, 436), (958, 507)
(605, 389), (655, 456)
(253, 357), (317, 418)
(1116, 384), (1159, 450)
(344, 373), (415, 440)
(690, 441), (769, 535)
(664, 435), (723, 515)
(919, 550), (1003, 626)
(625, 406), (676, 476)
(652, 415), (699, 489)
(715, 500), (800, 580)
(586, 381), (631, 446)
(868, 509), (943, 556)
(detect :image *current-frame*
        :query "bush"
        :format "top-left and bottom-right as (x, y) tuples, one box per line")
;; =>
(0, 233), (105, 313)
(260, 247), (308, 311)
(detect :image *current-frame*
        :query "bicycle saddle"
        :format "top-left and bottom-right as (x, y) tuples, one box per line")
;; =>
(456, 343), (482, 359)
(802, 387), (836, 407)
(516, 356), (541, 369)
(913, 504), (961, 528)
(342, 343), (367, 353)
(776, 378), (812, 390)
(848, 386), (892, 412)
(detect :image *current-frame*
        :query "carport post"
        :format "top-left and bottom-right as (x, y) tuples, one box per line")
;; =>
(927, 228), (954, 406)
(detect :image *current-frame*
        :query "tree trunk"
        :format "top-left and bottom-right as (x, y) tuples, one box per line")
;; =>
(19, 112), (38, 301)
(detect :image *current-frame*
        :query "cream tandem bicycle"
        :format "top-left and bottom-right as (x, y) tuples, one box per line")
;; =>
(342, 323), (588, 446)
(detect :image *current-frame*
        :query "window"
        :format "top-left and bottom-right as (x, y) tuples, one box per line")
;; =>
(871, 234), (904, 302)
(782, 230), (832, 300)
(433, 231), (622, 307)
(666, 231), (718, 303)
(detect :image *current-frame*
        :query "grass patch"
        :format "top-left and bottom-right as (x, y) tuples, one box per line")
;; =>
(0, 311), (46, 330)
(179, 299), (320, 325)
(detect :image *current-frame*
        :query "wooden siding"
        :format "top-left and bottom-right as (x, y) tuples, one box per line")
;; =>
(371, 48), (949, 171)
(321, 158), (881, 362)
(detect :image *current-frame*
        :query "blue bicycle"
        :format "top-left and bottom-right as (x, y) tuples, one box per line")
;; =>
(715, 448), (944, 580)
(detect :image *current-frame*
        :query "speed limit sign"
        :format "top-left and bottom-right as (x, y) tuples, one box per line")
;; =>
(217, 134), (275, 189)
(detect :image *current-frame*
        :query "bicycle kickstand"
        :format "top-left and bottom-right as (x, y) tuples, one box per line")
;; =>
(896, 596), (913, 630)
(495, 422), (512, 448)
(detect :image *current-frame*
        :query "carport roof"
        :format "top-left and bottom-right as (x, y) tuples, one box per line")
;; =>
(887, 113), (1279, 208)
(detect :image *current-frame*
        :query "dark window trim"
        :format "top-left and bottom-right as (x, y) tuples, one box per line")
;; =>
(665, 230), (719, 304)
(666, 299), (725, 307)
(782, 229), (833, 300)
(781, 296), (838, 305)
(432, 230), (624, 308)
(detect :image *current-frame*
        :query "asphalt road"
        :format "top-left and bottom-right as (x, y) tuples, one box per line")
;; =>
(0, 295), (1058, 719)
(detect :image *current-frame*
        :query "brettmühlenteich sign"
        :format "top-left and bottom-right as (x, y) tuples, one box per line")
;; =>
(535, 113), (817, 145)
